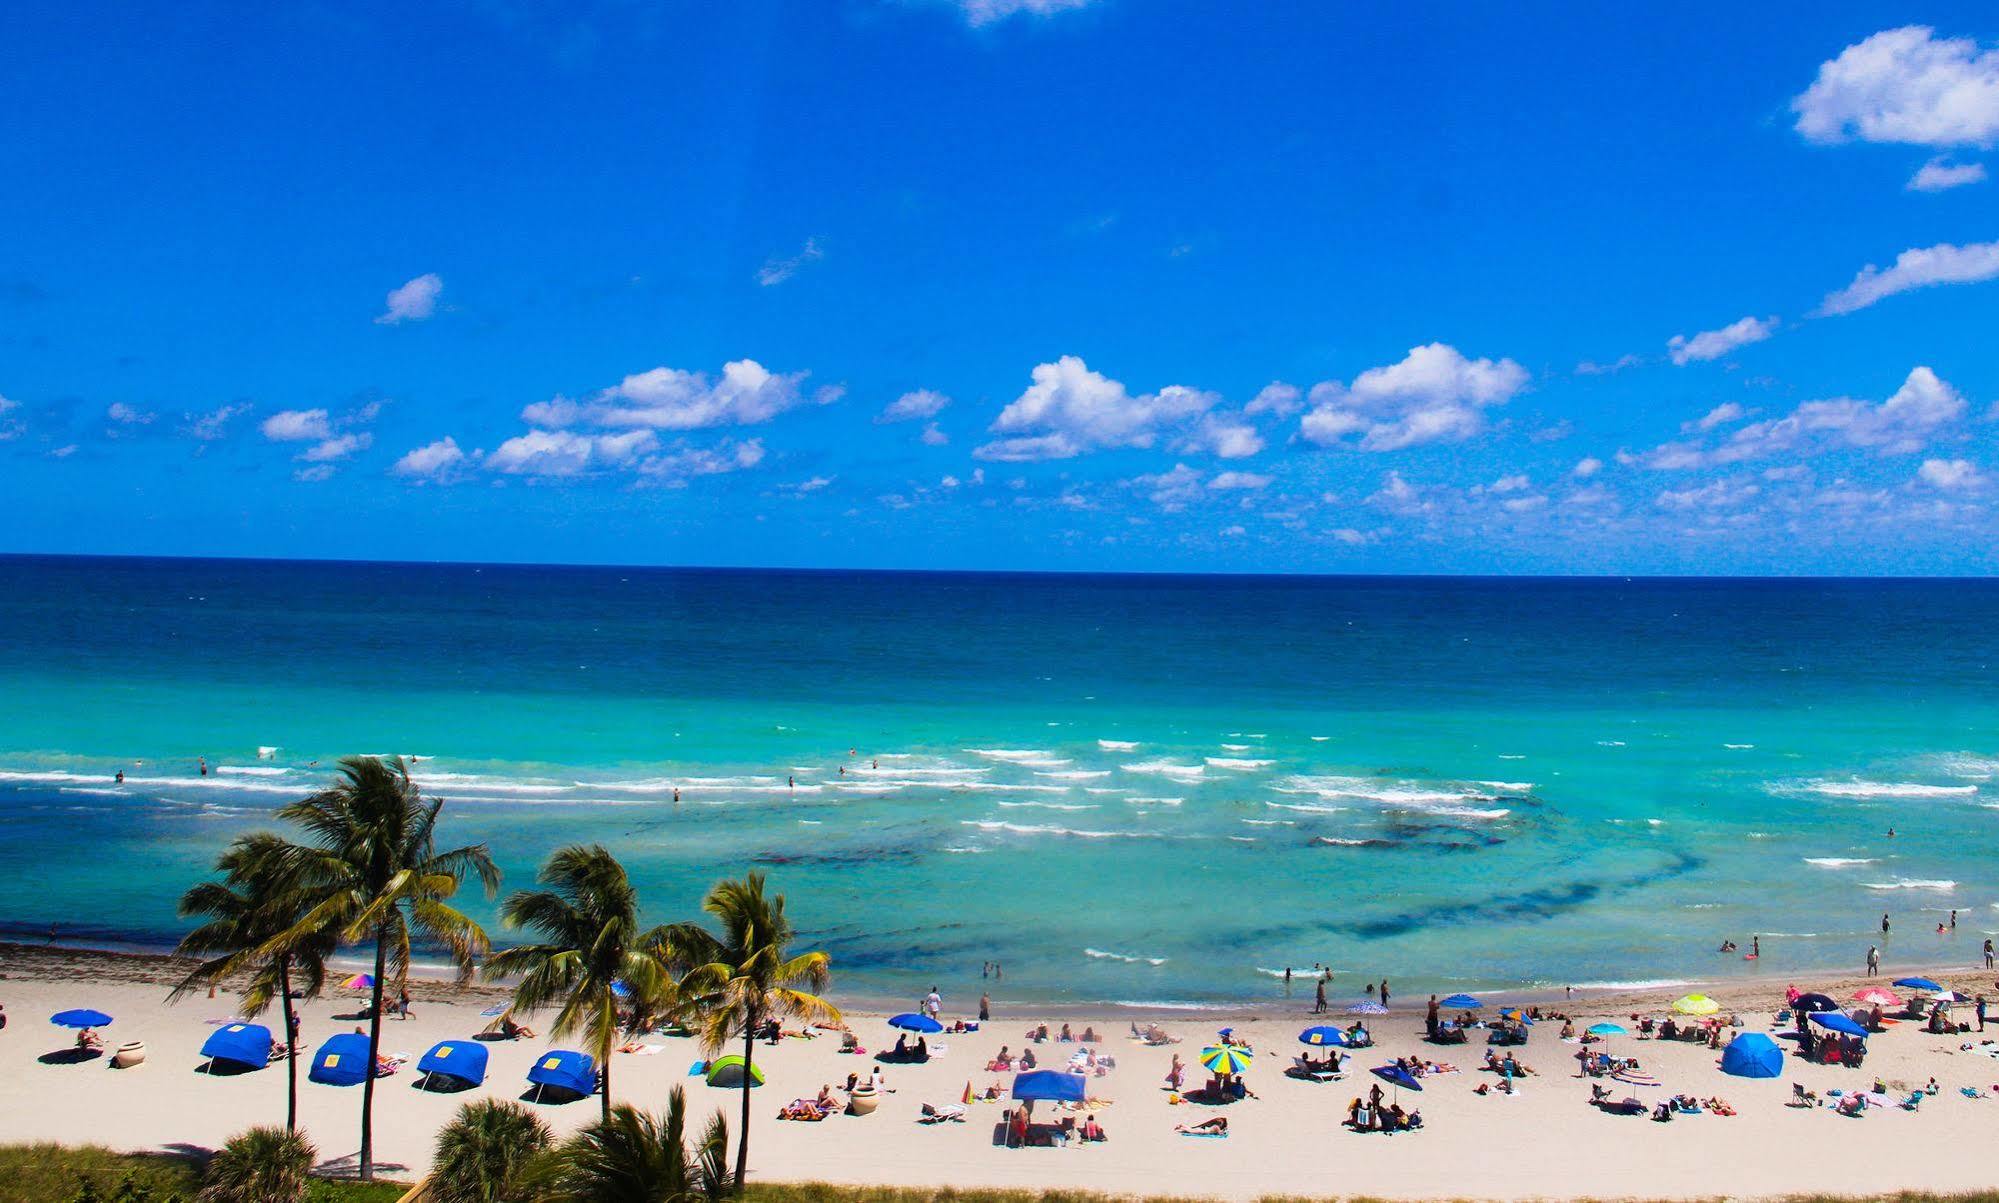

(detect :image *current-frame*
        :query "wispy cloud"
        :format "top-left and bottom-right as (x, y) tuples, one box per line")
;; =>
(375, 273), (443, 324)
(757, 237), (823, 286)
(1908, 157), (1988, 191)
(1667, 316), (1776, 365)
(1818, 240), (1999, 315)
(952, 0), (1097, 28)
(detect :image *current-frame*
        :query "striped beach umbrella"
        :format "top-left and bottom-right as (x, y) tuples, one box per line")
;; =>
(340, 973), (375, 991)
(1345, 1000), (1387, 1015)
(1853, 987), (1901, 1007)
(1199, 1044), (1253, 1075)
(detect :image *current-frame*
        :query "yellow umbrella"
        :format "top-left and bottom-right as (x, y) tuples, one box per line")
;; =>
(1672, 993), (1720, 1016)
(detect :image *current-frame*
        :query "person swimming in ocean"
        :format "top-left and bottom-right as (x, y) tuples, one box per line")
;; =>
(198, 756), (208, 776)
(114, 770), (124, 784)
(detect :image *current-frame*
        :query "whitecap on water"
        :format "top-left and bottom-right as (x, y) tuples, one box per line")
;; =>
(1085, 947), (1169, 966)
(1804, 780), (1976, 799)
(1097, 740), (1139, 751)
(1803, 857), (1878, 868)
(1863, 878), (1957, 891)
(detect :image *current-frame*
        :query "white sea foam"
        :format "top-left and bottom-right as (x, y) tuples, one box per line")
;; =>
(1497, 754), (1525, 760)
(1083, 787), (1127, 795)
(967, 748), (1070, 766)
(1037, 770), (1112, 780)
(216, 765), (290, 777)
(996, 801), (1098, 811)
(1228, 835), (1258, 843)
(1805, 780), (1977, 799)
(1476, 781), (1534, 793)
(1221, 744), (1252, 752)
(1207, 757), (1274, 770)
(1864, 878), (1957, 891)
(1724, 743), (1754, 750)
(1597, 740), (1626, 747)
(1265, 800), (1347, 814)
(1122, 759), (1206, 779)
(959, 819), (1153, 839)
(1241, 818), (1294, 826)
(1097, 740), (1139, 751)
(1311, 736), (1330, 742)
(1804, 857), (1878, 868)
(1569, 978), (1692, 992)
(0, 770), (297, 795)
(1085, 947), (1168, 966)
(1125, 796), (1185, 806)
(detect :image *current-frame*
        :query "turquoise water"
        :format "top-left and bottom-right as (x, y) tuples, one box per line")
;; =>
(3, 555), (1998, 1005)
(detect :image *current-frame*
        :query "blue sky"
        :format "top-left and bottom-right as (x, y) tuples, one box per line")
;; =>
(4, 2), (1998, 574)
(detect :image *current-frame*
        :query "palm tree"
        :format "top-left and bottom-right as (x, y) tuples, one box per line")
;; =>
(170, 832), (334, 1134)
(270, 755), (500, 1181)
(665, 872), (836, 1192)
(527, 1090), (728, 1203)
(428, 1099), (551, 1203)
(484, 845), (679, 1123)
(198, 1125), (316, 1203)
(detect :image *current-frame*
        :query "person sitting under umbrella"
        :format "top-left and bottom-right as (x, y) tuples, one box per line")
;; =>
(75, 1027), (103, 1052)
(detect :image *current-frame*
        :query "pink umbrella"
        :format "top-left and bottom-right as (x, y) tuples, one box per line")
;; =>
(1853, 987), (1901, 1007)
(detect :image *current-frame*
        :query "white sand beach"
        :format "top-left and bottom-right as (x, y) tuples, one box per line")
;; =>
(5, 945), (1999, 1199)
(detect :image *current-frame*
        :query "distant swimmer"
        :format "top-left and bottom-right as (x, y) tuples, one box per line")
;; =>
(114, 771), (124, 784)
(1749, 936), (1760, 960)
(672, 788), (681, 803)
(1718, 940), (1737, 953)
(1882, 913), (1891, 936)
(839, 766), (845, 776)
(198, 756), (208, 776)
(788, 776), (794, 789)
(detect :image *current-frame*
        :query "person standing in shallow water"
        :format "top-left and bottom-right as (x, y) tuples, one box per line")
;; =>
(1866, 945), (1880, 976)
(1379, 978), (1390, 1008)
(1314, 977), (1327, 1014)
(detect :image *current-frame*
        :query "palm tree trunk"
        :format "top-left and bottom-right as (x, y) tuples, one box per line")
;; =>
(279, 955), (297, 1134)
(735, 1014), (756, 1193)
(359, 935), (388, 1181)
(600, 1007), (614, 1126)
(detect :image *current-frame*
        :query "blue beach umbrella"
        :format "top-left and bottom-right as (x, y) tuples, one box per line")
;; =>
(1894, 977), (1944, 992)
(887, 1012), (943, 1034)
(1793, 993), (1839, 1013)
(1586, 1023), (1627, 1037)
(1440, 994), (1482, 1009)
(1298, 1026), (1348, 1047)
(416, 1040), (489, 1088)
(1720, 1032), (1784, 1078)
(50, 1009), (114, 1029)
(199, 1023), (273, 1071)
(1810, 1012), (1870, 1038)
(1011, 1069), (1088, 1103)
(1371, 1065), (1422, 1093)
(309, 1033), (373, 1086)
(527, 1050), (598, 1101)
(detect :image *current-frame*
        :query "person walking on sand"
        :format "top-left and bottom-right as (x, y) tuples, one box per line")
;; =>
(398, 985), (413, 1021)
(1426, 995), (1440, 1039)
(923, 986), (942, 1021)
(1984, 938), (1995, 970)
(1866, 945), (1880, 977)
(1978, 995), (1988, 1032)
(979, 991), (991, 1022)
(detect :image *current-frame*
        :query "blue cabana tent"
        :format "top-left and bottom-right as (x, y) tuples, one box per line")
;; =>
(1810, 1012), (1870, 1038)
(1720, 1032), (1784, 1078)
(527, 1050), (597, 1101)
(200, 1023), (273, 1071)
(887, 1012), (943, 1034)
(309, 1033), (373, 1086)
(1298, 1026), (1347, 1047)
(1011, 1069), (1087, 1103)
(50, 1009), (114, 1029)
(417, 1040), (488, 1088)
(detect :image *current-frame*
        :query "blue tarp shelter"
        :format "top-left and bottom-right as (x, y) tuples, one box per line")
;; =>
(417, 1040), (488, 1087)
(1810, 1012), (1870, 1038)
(527, 1050), (597, 1100)
(1720, 1032), (1784, 1078)
(200, 1023), (273, 1070)
(310, 1033), (373, 1086)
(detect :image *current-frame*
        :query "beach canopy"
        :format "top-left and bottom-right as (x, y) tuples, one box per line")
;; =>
(199, 1023), (273, 1070)
(1585, 1023), (1627, 1037)
(416, 1040), (488, 1087)
(1345, 1001), (1388, 1015)
(1298, 1026), (1347, 1047)
(49, 1009), (114, 1029)
(1371, 1065), (1422, 1092)
(1894, 977), (1944, 992)
(887, 1012), (943, 1034)
(527, 1050), (597, 1097)
(1671, 994), (1720, 1016)
(1200, 1044), (1253, 1075)
(1439, 994), (1482, 1009)
(1720, 1032), (1784, 1079)
(704, 1055), (764, 1088)
(1810, 1012), (1869, 1038)
(309, 1033), (373, 1086)
(1853, 987), (1901, 1007)
(1012, 1069), (1087, 1103)
(339, 973), (375, 991)
(1793, 992), (1839, 1013)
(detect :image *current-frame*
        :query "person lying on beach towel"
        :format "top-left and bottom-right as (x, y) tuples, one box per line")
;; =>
(1176, 1117), (1227, 1137)
(1704, 1097), (1737, 1115)
(917, 1103), (966, 1124)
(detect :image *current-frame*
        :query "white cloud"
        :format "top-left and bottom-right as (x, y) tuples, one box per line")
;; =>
(976, 356), (1219, 461)
(1208, 471), (1272, 490)
(375, 273), (442, 325)
(1657, 478), (1761, 511)
(1908, 156), (1989, 191)
(260, 409), (333, 442)
(1575, 354), (1643, 376)
(0, 393), (23, 441)
(1687, 402), (1748, 432)
(1918, 457), (1987, 490)
(49, 443), (77, 458)
(293, 464), (335, 483)
(1299, 343), (1529, 452)
(486, 429), (658, 477)
(1243, 382), (1303, 417)
(300, 432), (373, 462)
(1639, 366), (1965, 467)
(392, 437), (467, 480)
(106, 402), (154, 425)
(1573, 457), (1603, 478)
(954, 0), (1095, 24)
(757, 238), (822, 286)
(1130, 463), (1205, 510)
(791, 475), (834, 493)
(184, 403), (252, 441)
(1330, 528), (1373, 546)
(920, 422), (949, 446)
(1819, 240), (1999, 315)
(1488, 474), (1530, 493)
(1667, 316), (1776, 365)
(635, 438), (765, 483)
(880, 389), (951, 422)
(523, 360), (835, 431)
(1792, 26), (1999, 148)
(1176, 414), (1264, 459)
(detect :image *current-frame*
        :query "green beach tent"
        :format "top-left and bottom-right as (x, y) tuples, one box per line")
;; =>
(704, 1054), (765, 1088)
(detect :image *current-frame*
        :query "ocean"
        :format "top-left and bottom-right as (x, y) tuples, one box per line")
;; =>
(2, 554), (1997, 1007)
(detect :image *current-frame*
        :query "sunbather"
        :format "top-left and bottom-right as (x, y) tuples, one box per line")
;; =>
(1177, 1117), (1228, 1136)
